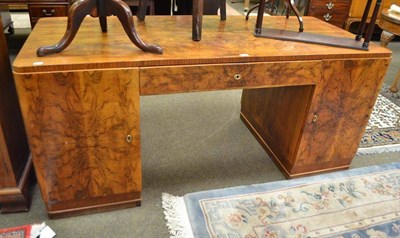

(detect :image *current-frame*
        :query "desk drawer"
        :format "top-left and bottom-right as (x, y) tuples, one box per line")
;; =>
(140, 61), (321, 95)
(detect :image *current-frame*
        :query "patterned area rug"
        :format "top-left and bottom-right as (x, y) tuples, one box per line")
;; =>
(162, 162), (400, 238)
(358, 84), (400, 154)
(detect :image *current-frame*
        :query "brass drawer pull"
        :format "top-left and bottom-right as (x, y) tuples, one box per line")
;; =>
(326, 2), (334, 10)
(323, 13), (332, 21)
(42, 9), (55, 17)
(234, 74), (241, 80)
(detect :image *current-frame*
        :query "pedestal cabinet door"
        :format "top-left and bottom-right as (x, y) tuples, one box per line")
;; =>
(14, 69), (141, 215)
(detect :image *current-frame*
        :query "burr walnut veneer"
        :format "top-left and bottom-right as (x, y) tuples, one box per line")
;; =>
(12, 16), (391, 218)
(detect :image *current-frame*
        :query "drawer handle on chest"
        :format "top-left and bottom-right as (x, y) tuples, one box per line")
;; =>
(42, 9), (55, 17)
(326, 2), (334, 9)
(323, 13), (332, 21)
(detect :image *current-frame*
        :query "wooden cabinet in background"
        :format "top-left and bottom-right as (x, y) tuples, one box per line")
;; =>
(305, 0), (400, 30)
(306, 0), (352, 28)
(27, 0), (155, 28)
(0, 16), (32, 213)
(27, 0), (69, 28)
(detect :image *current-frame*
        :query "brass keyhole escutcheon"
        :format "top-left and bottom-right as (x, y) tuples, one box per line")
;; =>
(126, 135), (132, 143)
(312, 114), (318, 123)
(234, 74), (241, 80)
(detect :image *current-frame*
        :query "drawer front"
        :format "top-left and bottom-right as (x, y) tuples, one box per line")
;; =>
(308, 0), (350, 27)
(28, 0), (69, 3)
(140, 61), (322, 95)
(28, 4), (68, 18)
(28, 4), (68, 27)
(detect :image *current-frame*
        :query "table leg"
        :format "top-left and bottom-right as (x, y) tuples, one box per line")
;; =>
(220, 0), (226, 21)
(380, 30), (395, 47)
(192, 0), (204, 41)
(390, 70), (400, 93)
(137, 0), (148, 21)
(380, 30), (398, 93)
(254, 0), (266, 34)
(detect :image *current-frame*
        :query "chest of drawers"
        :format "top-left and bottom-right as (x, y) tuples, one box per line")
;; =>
(27, 0), (69, 27)
(306, 0), (351, 28)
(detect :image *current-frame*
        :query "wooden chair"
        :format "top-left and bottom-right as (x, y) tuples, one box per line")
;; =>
(378, 8), (400, 93)
(137, 0), (227, 41)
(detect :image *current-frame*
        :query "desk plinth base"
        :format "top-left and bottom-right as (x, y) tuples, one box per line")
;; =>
(46, 196), (141, 219)
(241, 112), (350, 178)
(0, 156), (34, 213)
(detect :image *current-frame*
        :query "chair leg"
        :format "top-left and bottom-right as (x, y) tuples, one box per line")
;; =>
(355, 0), (373, 41)
(137, 0), (148, 21)
(288, 0), (303, 32)
(98, 0), (108, 32)
(245, 0), (271, 21)
(362, 0), (382, 48)
(149, 0), (155, 15)
(99, 17), (107, 32)
(192, 0), (204, 41)
(220, 0), (226, 21)
(255, 0), (267, 34)
(390, 70), (400, 93)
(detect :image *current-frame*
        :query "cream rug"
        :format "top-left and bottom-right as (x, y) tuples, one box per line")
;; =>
(358, 85), (400, 155)
(163, 162), (400, 238)
(10, 12), (31, 29)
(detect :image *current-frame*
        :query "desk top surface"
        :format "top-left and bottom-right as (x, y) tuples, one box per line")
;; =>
(13, 15), (391, 73)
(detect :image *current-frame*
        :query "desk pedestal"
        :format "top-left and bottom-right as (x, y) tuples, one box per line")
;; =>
(14, 69), (142, 218)
(241, 59), (388, 178)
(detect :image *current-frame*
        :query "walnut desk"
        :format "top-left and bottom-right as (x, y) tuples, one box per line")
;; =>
(12, 16), (391, 218)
